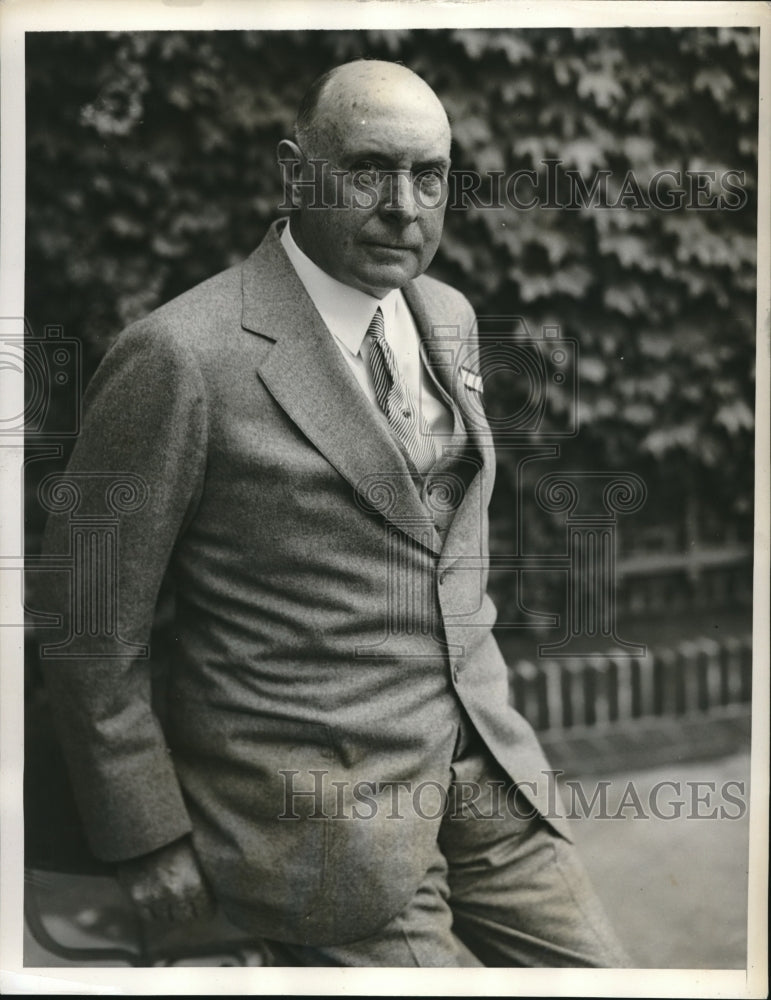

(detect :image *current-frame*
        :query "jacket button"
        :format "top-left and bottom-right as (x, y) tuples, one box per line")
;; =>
(439, 569), (449, 584)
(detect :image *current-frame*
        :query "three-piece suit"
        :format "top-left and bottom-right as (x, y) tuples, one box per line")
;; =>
(40, 221), (625, 963)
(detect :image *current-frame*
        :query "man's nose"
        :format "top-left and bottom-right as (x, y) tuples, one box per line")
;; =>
(379, 171), (418, 222)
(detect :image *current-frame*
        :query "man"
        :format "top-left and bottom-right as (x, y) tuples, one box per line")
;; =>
(40, 59), (629, 967)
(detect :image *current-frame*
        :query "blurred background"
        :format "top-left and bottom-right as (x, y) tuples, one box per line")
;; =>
(22, 27), (757, 969)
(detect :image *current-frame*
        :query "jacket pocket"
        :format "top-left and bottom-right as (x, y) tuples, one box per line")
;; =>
(166, 699), (446, 944)
(167, 701), (337, 922)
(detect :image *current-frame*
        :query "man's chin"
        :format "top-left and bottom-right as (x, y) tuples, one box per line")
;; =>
(353, 259), (421, 296)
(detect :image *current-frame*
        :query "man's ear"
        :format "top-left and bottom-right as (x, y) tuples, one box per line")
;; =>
(277, 139), (304, 210)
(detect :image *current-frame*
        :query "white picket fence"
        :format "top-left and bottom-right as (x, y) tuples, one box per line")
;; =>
(511, 634), (752, 733)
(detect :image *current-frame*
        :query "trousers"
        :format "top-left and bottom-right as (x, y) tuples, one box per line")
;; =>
(263, 713), (631, 967)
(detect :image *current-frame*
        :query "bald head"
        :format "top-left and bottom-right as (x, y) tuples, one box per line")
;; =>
(294, 60), (451, 158)
(280, 59), (451, 297)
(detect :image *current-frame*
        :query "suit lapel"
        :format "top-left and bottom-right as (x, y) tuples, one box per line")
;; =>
(241, 223), (440, 555)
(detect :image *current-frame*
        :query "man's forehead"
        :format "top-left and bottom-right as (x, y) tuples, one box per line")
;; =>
(314, 93), (450, 162)
(327, 109), (450, 162)
(313, 64), (450, 143)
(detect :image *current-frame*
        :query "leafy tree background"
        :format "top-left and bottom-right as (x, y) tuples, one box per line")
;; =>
(25, 27), (758, 629)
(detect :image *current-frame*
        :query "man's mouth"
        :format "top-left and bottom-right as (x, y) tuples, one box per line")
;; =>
(364, 241), (418, 252)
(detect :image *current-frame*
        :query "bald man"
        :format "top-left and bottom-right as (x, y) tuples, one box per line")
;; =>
(40, 60), (630, 967)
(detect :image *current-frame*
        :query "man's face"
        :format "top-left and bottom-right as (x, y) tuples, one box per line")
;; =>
(286, 71), (451, 298)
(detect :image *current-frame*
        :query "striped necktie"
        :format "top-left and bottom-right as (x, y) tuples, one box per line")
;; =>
(366, 307), (436, 472)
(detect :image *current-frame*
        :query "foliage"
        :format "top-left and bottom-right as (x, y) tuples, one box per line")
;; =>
(25, 28), (758, 570)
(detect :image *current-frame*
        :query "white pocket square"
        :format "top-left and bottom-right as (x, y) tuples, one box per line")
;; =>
(460, 365), (484, 393)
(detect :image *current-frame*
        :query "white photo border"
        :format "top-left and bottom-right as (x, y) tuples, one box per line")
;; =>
(1, 2), (768, 996)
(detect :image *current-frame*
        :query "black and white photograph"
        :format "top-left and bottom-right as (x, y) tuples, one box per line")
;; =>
(1, 1), (768, 995)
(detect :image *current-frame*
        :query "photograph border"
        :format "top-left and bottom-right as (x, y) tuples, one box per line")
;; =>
(1, 1), (768, 996)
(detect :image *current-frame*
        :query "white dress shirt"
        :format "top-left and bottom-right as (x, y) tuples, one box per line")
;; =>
(280, 220), (454, 444)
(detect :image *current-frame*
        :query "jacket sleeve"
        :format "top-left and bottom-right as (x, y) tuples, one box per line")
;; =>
(37, 321), (208, 861)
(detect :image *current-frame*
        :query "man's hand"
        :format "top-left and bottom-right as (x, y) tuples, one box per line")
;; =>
(116, 836), (217, 924)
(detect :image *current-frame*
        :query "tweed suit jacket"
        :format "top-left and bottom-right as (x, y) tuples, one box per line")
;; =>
(40, 221), (566, 945)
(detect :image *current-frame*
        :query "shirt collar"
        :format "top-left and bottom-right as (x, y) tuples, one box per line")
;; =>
(280, 219), (400, 356)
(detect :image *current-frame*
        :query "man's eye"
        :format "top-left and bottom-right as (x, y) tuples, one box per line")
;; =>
(352, 162), (381, 183)
(416, 170), (443, 190)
